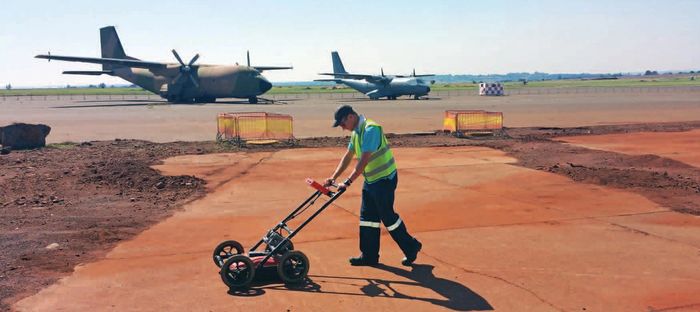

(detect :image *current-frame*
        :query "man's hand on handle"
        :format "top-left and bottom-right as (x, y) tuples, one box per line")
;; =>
(337, 178), (352, 191)
(324, 177), (352, 191)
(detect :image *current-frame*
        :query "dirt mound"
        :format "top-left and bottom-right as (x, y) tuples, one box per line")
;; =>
(0, 140), (206, 310)
(0, 123), (51, 151)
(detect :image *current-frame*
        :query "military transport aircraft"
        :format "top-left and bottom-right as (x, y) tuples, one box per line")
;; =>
(36, 26), (292, 104)
(316, 51), (434, 100)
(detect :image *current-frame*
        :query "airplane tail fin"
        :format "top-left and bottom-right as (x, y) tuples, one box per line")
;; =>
(100, 26), (130, 70)
(331, 51), (347, 75)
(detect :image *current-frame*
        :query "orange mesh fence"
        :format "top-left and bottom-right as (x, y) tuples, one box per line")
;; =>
(443, 110), (503, 132)
(217, 112), (294, 142)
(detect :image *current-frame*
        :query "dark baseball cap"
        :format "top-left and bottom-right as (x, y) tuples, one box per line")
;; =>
(332, 105), (355, 127)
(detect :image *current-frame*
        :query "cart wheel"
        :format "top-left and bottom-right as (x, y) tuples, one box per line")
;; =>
(266, 240), (294, 254)
(277, 250), (309, 284)
(213, 240), (244, 267)
(220, 255), (256, 289)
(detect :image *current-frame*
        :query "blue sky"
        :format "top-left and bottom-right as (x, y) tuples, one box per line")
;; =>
(1, 0), (698, 87)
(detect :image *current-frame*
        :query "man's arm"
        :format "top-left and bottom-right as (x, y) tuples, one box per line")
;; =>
(340, 125), (381, 187)
(345, 152), (373, 184)
(325, 149), (355, 186)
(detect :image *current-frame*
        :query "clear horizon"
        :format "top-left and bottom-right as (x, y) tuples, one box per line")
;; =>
(1, 0), (698, 87)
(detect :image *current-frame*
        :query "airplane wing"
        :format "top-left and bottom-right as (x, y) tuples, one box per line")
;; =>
(318, 73), (391, 84)
(253, 66), (293, 72)
(314, 78), (342, 82)
(35, 54), (167, 69)
(395, 69), (435, 78)
(319, 72), (374, 80)
(63, 70), (114, 75)
(395, 74), (435, 78)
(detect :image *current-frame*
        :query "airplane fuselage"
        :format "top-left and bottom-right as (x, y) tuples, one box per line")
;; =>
(339, 77), (431, 99)
(112, 65), (272, 101)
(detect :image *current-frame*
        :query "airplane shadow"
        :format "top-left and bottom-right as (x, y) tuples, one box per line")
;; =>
(226, 264), (493, 311)
(52, 99), (290, 108)
(337, 97), (442, 103)
(215, 99), (288, 105)
(52, 100), (171, 108)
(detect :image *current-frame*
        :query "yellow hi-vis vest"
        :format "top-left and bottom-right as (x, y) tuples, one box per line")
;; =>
(352, 119), (397, 183)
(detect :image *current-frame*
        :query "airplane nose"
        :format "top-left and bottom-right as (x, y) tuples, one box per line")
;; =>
(426, 86), (431, 93)
(259, 78), (272, 93)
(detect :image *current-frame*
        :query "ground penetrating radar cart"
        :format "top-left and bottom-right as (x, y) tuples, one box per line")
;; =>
(212, 179), (345, 289)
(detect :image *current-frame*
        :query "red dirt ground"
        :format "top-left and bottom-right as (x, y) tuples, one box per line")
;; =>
(2, 121), (700, 311)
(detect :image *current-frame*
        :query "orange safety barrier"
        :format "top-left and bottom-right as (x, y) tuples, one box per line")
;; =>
(443, 110), (503, 132)
(217, 112), (294, 143)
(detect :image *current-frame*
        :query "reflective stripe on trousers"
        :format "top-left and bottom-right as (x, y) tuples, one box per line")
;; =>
(386, 218), (402, 231)
(359, 218), (402, 231)
(359, 220), (381, 228)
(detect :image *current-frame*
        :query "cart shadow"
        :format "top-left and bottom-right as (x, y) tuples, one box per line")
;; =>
(226, 276), (315, 297)
(227, 264), (492, 311)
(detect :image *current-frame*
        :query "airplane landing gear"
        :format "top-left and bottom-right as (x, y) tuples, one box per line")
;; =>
(248, 97), (258, 104)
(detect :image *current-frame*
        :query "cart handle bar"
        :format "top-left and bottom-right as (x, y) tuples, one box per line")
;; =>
(306, 178), (332, 196)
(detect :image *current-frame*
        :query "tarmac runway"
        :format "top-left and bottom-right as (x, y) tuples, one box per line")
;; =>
(2, 91), (700, 143)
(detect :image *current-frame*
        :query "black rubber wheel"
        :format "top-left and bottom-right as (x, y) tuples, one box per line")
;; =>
(265, 240), (294, 254)
(248, 97), (258, 104)
(212, 240), (244, 267)
(220, 255), (256, 289)
(277, 250), (309, 284)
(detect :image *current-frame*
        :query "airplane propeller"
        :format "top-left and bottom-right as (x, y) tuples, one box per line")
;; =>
(171, 49), (200, 88)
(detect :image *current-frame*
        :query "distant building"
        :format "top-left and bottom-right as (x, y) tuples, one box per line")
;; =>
(479, 82), (504, 96)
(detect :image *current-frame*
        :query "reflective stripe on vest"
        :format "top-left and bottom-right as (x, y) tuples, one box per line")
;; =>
(351, 119), (397, 183)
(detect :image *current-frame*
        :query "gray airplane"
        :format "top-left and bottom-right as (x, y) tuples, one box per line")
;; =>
(316, 51), (433, 100)
(36, 26), (292, 104)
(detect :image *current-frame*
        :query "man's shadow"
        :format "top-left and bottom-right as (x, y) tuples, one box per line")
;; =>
(225, 263), (492, 311)
(369, 263), (492, 311)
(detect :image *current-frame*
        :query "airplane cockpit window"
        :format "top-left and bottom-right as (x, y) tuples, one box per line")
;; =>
(416, 79), (426, 85)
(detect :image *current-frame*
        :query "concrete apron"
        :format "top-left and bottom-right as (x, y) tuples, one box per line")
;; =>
(15, 147), (700, 311)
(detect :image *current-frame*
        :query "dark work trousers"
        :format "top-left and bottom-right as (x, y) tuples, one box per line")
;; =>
(359, 174), (415, 260)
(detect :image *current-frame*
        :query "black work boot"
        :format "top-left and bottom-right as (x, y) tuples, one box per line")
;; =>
(401, 239), (422, 266)
(349, 254), (379, 266)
